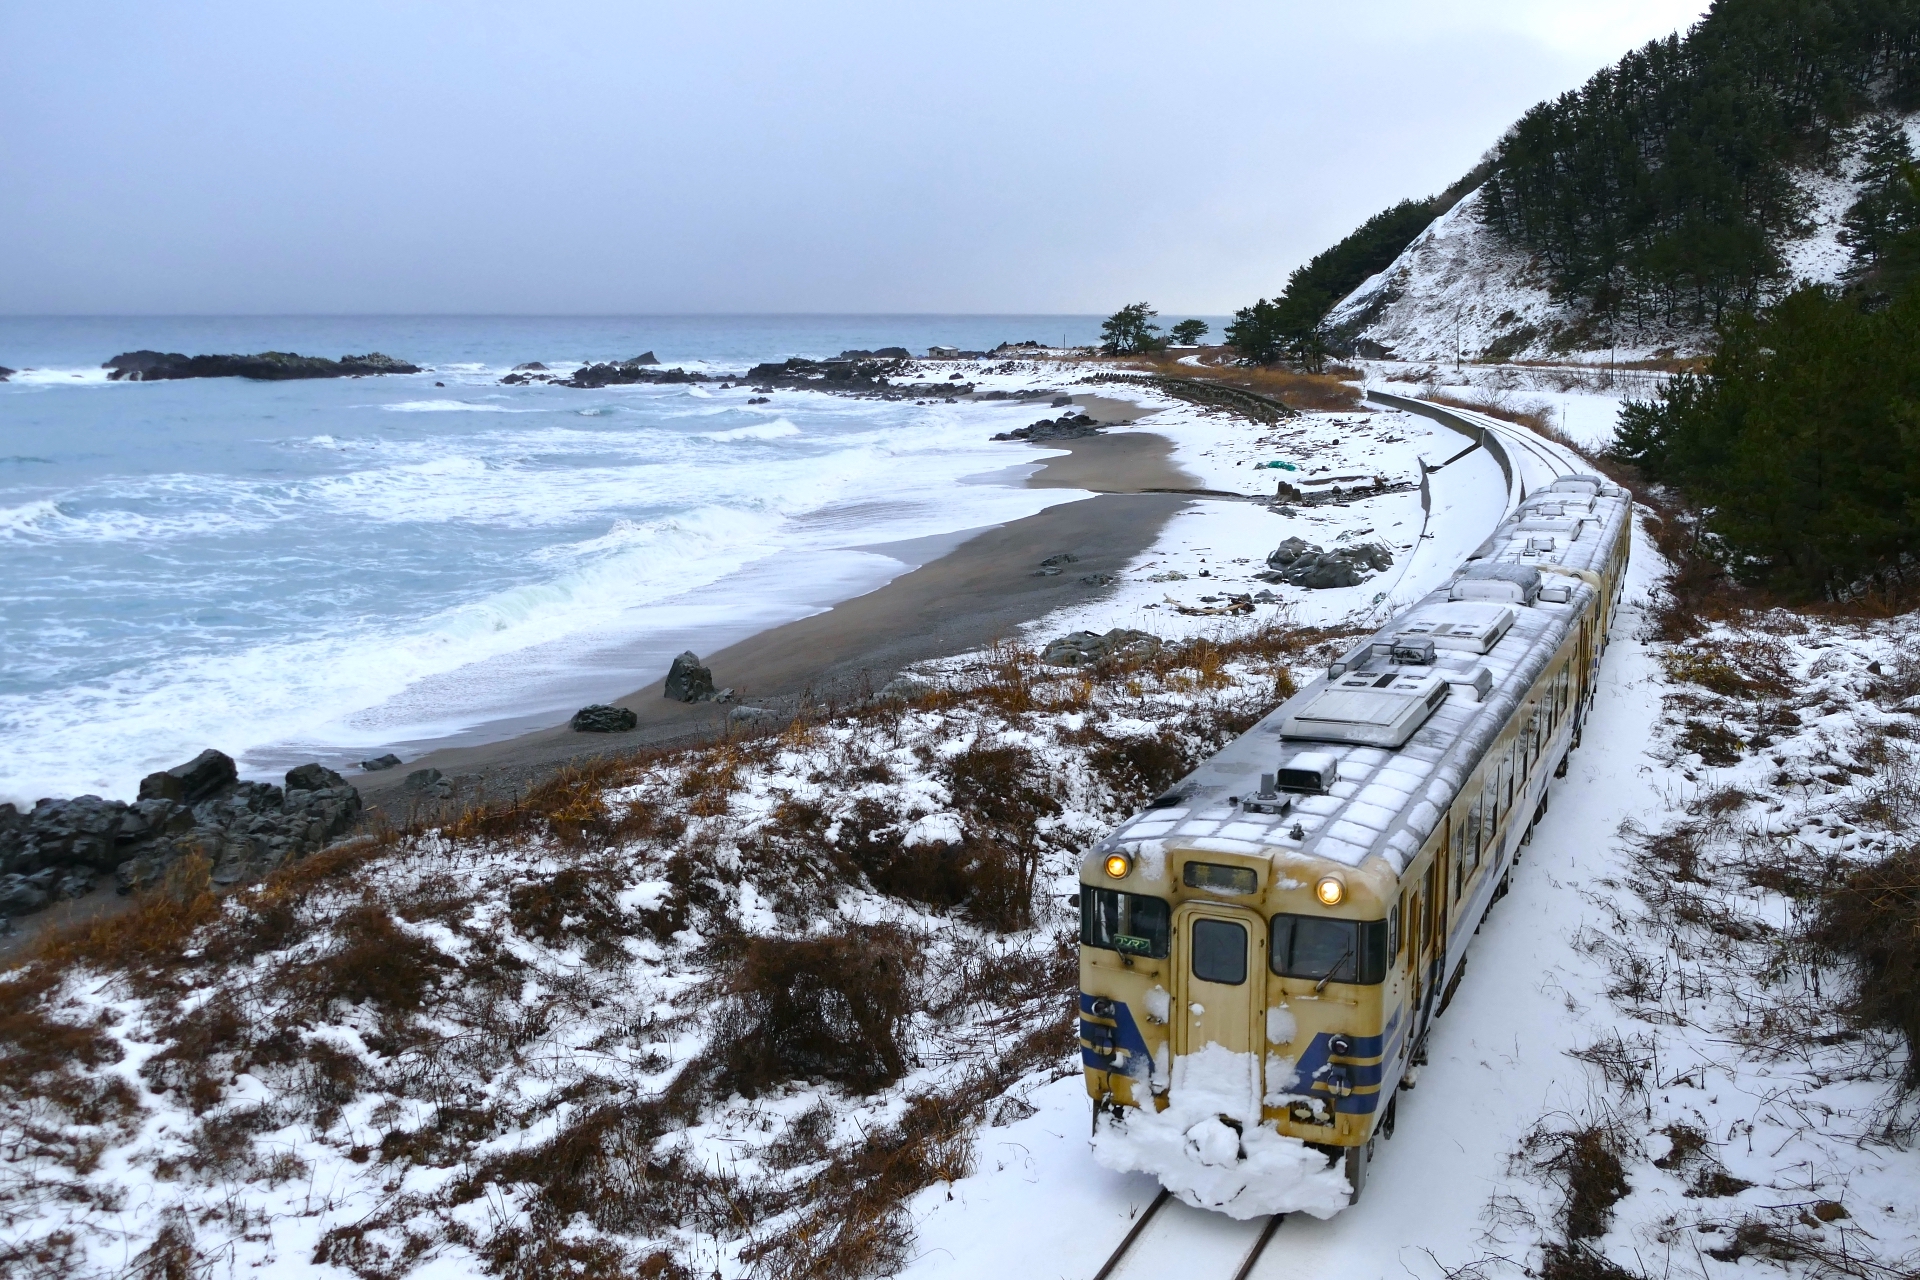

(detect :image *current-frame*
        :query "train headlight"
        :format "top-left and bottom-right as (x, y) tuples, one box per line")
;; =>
(1104, 853), (1132, 879)
(1315, 875), (1346, 906)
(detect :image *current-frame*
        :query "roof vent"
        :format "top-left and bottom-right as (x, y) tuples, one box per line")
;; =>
(1437, 664), (1494, 701)
(1394, 602), (1515, 655)
(1281, 673), (1449, 748)
(1327, 636), (1374, 677)
(1276, 752), (1338, 794)
(1390, 635), (1436, 665)
(1450, 562), (1542, 605)
(1524, 535), (1557, 555)
(1549, 475), (1601, 497)
(1538, 581), (1573, 604)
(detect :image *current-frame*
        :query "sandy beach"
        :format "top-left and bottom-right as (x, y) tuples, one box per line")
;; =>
(354, 394), (1199, 813)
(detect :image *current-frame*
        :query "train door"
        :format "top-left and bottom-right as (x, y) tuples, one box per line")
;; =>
(1172, 903), (1266, 1061)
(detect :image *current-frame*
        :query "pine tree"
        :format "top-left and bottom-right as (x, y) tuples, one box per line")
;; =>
(1840, 116), (1920, 275)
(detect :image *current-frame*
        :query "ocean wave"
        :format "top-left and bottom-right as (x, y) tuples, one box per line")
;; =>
(700, 420), (801, 442)
(379, 399), (529, 413)
(0, 499), (63, 538)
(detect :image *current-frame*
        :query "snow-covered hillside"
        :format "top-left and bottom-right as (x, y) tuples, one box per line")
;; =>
(1326, 113), (1920, 364)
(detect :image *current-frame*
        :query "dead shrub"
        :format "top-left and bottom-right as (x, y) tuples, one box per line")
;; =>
(1524, 1118), (1632, 1240)
(1653, 1122), (1753, 1198)
(1676, 719), (1744, 766)
(0, 966), (144, 1174)
(1808, 844), (1920, 1083)
(1537, 1243), (1643, 1280)
(133, 1213), (207, 1280)
(31, 852), (219, 980)
(1089, 730), (1195, 806)
(508, 865), (627, 945)
(276, 901), (453, 1024)
(708, 928), (915, 1097)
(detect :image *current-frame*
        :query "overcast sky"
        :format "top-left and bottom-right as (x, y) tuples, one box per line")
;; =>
(0, 1), (1713, 315)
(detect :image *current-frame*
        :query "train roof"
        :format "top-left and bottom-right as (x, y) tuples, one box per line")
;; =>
(1091, 476), (1632, 882)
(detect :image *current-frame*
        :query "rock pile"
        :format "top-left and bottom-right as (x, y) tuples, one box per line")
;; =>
(103, 351), (420, 381)
(992, 413), (1103, 442)
(1040, 628), (1161, 667)
(0, 749), (363, 916)
(1262, 537), (1395, 589)
(742, 355), (907, 388)
(571, 704), (638, 733)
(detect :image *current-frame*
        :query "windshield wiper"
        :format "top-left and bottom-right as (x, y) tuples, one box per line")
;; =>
(1314, 936), (1356, 992)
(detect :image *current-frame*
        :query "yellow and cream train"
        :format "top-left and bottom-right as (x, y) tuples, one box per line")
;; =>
(1078, 465), (1632, 1207)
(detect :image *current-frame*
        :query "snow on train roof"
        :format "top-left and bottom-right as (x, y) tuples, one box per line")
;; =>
(1093, 482), (1632, 881)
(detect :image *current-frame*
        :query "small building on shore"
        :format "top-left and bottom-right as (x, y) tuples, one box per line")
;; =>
(927, 345), (959, 359)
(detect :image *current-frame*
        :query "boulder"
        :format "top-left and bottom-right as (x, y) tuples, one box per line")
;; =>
(991, 414), (1101, 443)
(1041, 628), (1160, 667)
(0, 366), (13, 382)
(512, 361), (549, 371)
(626, 351), (659, 365)
(360, 753), (403, 771)
(728, 705), (783, 725)
(571, 703), (638, 733)
(139, 748), (238, 805)
(1263, 540), (1393, 589)
(285, 762), (347, 793)
(664, 651), (718, 702)
(876, 675), (932, 703)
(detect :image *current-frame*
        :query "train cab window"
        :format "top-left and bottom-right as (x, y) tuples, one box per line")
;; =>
(1183, 862), (1258, 895)
(1387, 903), (1400, 961)
(1081, 888), (1171, 959)
(1190, 919), (1248, 985)
(1269, 915), (1388, 985)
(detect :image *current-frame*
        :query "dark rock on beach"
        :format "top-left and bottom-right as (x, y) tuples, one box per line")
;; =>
(1262, 537), (1394, 589)
(1041, 628), (1160, 667)
(993, 413), (1101, 443)
(0, 750), (363, 914)
(103, 350), (421, 381)
(664, 651), (719, 702)
(571, 703), (638, 733)
(360, 753), (403, 772)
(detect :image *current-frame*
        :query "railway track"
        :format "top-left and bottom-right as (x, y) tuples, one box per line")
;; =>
(1090, 1189), (1286, 1280)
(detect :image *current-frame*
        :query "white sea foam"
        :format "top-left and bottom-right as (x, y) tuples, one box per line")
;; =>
(379, 399), (527, 413)
(700, 420), (801, 442)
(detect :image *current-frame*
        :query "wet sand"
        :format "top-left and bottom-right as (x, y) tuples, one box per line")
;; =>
(355, 395), (1199, 812)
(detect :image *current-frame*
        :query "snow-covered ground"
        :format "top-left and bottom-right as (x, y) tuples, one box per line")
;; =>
(5, 372), (1915, 1280)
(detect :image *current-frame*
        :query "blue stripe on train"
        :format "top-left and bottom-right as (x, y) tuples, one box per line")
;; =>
(1079, 992), (1152, 1073)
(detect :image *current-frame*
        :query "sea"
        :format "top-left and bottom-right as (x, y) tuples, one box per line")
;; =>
(0, 315), (1121, 805)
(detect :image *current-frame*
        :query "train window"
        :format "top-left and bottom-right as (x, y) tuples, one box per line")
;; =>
(1183, 862), (1258, 895)
(1482, 774), (1500, 844)
(1269, 915), (1388, 985)
(1191, 919), (1248, 985)
(1387, 903), (1400, 960)
(1464, 798), (1483, 866)
(1080, 888), (1171, 959)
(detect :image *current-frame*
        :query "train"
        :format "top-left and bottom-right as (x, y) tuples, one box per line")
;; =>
(1078, 454), (1632, 1217)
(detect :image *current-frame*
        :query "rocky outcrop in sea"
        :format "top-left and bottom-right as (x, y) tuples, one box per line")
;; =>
(103, 351), (421, 381)
(0, 749), (363, 917)
(992, 412), (1101, 442)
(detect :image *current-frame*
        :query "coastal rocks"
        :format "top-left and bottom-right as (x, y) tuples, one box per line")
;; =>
(838, 347), (911, 360)
(512, 361), (548, 371)
(565, 359), (710, 389)
(1040, 628), (1161, 668)
(1036, 552), (1078, 576)
(103, 351), (421, 381)
(743, 355), (908, 389)
(360, 753), (402, 771)
(992, 413), (1101, 442)
(664, 651), (718, 702)
(0, 751), (364, 913)
(1263, 538), (1394, 589)
(728, 705), (784, 726)
(571, 703), (638, 733)
(0, 366), (13, 381)
(403, 768), (453, 801)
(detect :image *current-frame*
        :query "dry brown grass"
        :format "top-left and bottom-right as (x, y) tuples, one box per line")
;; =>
(1810, 844), (1920, 1084)
(1117, 353), (1363, 413)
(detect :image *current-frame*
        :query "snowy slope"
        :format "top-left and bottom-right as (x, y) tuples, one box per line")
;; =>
(1327, 112), (1920, 364)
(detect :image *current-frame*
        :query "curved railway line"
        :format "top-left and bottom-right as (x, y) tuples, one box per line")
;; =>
(1080, 390), (1609, 1280)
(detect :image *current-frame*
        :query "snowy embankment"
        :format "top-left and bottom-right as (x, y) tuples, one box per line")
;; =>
(6, 370), (1915, 1280)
